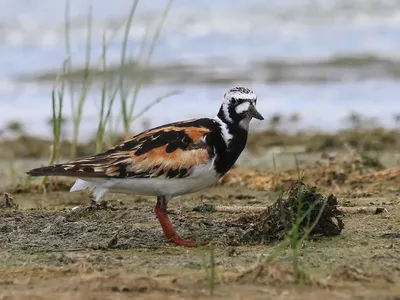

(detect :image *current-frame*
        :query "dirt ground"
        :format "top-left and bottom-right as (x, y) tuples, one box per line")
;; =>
(0, 153), (400, 299)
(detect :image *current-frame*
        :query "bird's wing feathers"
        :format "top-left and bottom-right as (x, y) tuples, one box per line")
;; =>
(27, 120), (214, 179)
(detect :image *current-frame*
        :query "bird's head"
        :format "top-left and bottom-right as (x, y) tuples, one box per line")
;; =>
(218, 87), (264, 129)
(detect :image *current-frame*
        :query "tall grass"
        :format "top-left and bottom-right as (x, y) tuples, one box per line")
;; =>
(202, 245), (217, 296)
(119, 0), (139, 137)
(96, 33), (118, 152)
(288, 154), (306, 283)
(121, 0), (174, 138)
(48, 0), (176, 161)
(272, 152), (280, 191)
(264, 193), (328, 283)
(289, 192), (328, 283)
(42, 58), (69, 186)
(68, 5), (93, 158)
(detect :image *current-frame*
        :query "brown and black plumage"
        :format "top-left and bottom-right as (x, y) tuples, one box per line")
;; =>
(28, 120), (214, 180)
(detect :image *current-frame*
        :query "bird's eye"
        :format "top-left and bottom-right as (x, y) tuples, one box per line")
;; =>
(231, 98), (237, 105)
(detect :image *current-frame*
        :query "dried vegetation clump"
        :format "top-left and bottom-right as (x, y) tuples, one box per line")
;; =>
(227, 181), (344, 245)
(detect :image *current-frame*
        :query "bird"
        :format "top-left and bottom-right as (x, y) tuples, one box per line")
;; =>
(27, 87), (264, 247)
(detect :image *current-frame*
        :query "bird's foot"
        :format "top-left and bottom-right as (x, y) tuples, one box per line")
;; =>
(156, 195), (205, 248)
(169, 234), (198, 247)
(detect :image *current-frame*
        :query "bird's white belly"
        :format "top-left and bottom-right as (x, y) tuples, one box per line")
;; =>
(73, 161), (220, 198)
(107, 172), (218, 196)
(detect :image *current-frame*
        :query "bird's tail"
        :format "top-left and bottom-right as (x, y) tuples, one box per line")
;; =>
(26, 164), (70, 177)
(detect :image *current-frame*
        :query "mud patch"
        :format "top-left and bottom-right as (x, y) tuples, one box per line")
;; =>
(328, 266), (395, 284)
(235, 261), (311, 285)
(0, 208), (165, 256)
(227, 181), (344, 245)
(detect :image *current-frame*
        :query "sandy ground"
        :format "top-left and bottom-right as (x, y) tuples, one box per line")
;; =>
(0, 153), (399, 299)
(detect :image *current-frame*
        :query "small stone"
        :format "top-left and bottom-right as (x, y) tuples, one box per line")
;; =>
(41, 224), (53, 233)
(375, 207), (388, 214)
(55, 216), (66, 223)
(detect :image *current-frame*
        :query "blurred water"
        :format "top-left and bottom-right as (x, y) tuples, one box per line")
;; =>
(1, 0), (400, 138)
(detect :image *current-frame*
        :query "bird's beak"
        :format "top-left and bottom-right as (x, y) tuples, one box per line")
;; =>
(247, 103), (264, 120)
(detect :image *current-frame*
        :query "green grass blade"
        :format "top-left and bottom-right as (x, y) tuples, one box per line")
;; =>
(70, 5), (93, 158)
(130, 90), (179, 124)
(64, 0), (75, 117)
(127, 0), (173, 126)
(120, 0), (139, 134)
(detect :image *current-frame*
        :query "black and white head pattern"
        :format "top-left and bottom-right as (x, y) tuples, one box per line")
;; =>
(219, 87), (263, 130)
(214, 87), (264, 148)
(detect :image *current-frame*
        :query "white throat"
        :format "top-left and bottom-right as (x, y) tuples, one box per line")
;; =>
(239, 117), (251, 130)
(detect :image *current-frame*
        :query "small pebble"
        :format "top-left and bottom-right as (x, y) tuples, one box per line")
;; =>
(55, 216), (66, 223)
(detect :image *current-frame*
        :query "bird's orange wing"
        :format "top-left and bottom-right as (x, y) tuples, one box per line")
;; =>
(27, 119), (214, 179)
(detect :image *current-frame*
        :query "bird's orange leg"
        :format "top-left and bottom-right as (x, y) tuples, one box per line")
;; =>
(155, 196), (197, 247)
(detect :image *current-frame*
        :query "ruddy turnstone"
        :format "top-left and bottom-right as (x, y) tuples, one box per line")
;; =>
(27, 87), (264, 247)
